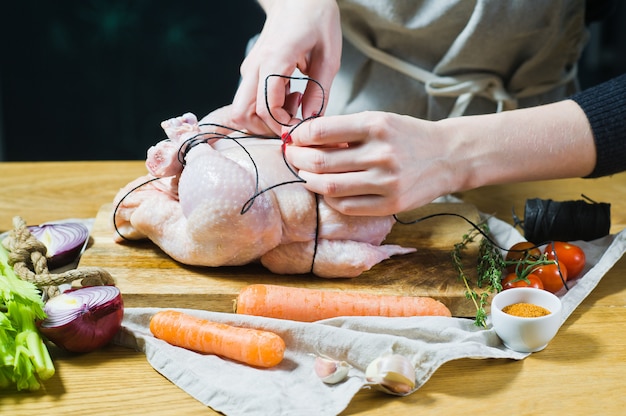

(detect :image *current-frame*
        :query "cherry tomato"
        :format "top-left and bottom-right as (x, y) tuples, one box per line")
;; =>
(504, 242), (542, 273)
(544, 241), (586, 279)
(532, 260), (568, 293)
(501, 273), (544, 290)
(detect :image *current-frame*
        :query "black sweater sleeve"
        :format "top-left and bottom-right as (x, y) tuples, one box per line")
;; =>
(570, 73), (626, 178)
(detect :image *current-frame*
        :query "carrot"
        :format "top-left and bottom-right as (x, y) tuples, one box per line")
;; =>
(149, 310), (285, 368)
(235, 284), (452, 322)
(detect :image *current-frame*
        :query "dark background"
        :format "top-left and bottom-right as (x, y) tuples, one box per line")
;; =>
(0, 1), (624, 161)
(0, 1), (265, 161)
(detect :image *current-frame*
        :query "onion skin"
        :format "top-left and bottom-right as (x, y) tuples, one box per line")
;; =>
(37, 286), (124, 353)
(28, 222), (90, 269)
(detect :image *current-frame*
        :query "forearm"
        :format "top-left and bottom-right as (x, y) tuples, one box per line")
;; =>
(439, 99), (597, 192)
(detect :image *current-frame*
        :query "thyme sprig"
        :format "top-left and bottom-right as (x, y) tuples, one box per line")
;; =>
(451, 221), (504, 328)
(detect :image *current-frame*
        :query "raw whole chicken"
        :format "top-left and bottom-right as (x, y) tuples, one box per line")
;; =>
(112, 112), (415, 278)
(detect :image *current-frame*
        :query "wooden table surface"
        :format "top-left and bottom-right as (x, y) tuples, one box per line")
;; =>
(1, 161), (625, 415)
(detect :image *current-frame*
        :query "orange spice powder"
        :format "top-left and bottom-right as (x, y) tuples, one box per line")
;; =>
(502, 302), (551, 318)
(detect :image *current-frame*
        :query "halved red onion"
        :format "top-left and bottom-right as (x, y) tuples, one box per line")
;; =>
(38, 286), (124, 353)
(28, 222), (90, 269)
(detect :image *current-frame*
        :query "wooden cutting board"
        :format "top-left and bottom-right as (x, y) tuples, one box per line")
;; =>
(79, 203), (484, 317)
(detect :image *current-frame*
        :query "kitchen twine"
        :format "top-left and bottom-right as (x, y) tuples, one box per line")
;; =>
(2, 216), (115, 299)
(520, 198), (611, 244)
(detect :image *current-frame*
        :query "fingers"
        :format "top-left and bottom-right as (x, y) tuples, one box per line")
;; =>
(297, 169), (391, 197)
(283, 92), (303, 120)
(198, 105), (246, 139)
(231, 73), (281, 136)
(300, 77), (329, 120)
(286, 144), (366, 174)
(257, 73), (294, 130)
(288, 113), (374, 147)
(301, 46), (341, 120)
(283, 111), (422, 216)
(232, 70), (306, 135)
(285, 133), (394, 205)
(288, 136), (395, 202)
(297, 169), (398, 216)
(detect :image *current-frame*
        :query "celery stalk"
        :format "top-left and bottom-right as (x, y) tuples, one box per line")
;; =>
(0, 244), (55, 391)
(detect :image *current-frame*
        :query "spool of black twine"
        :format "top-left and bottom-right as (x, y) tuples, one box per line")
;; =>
(522, 198), (611, 244)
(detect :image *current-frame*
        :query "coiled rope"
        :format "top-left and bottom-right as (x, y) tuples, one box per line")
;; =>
(2, 216), (115, 299)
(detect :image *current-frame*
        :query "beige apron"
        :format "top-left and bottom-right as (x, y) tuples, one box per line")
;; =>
(327, 0), (588, 119)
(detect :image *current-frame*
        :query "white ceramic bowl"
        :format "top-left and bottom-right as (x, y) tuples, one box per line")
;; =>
(491, 288), (563, 353)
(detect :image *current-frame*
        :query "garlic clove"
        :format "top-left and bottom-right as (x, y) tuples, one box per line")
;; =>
(365, 354), (416, 395)
(314, 355), (351, 384)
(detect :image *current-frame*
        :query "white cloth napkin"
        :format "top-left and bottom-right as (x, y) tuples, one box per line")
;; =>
(112, 216), (626, 416)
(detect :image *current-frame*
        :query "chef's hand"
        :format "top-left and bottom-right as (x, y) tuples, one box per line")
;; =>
(231, 0), (342, 136)
(198, 105), (245, 139)
(285, 101), (597, 217)
(284, 111), (460, 216)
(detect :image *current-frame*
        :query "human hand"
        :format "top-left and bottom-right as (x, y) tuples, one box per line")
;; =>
(284, 112), (461, 216)
(285, 100), (599, 217)
(231, 0), (342, 135)
(198, 105), (243, 139)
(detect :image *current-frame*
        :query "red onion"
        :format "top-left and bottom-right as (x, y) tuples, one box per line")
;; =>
(28, 222), (90, 269)
(38, 286), (124, 353)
